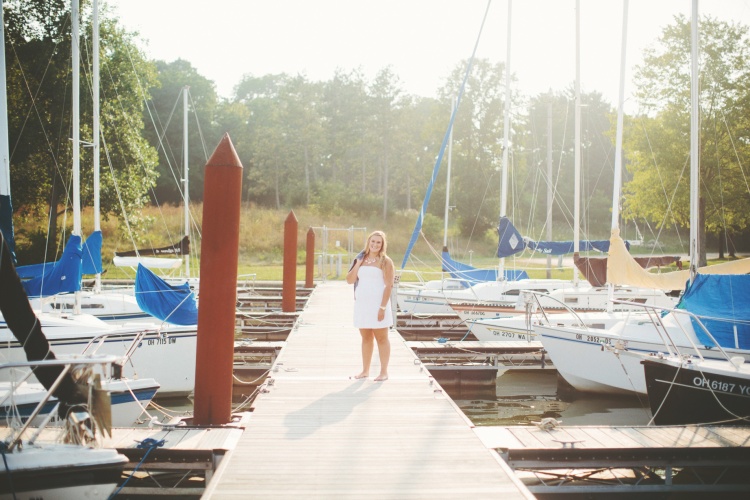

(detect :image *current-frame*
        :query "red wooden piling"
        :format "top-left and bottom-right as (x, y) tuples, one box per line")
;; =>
(193, 133), (243, 426)
(282, 211), (298, 312)
(305, 227), (315, 288)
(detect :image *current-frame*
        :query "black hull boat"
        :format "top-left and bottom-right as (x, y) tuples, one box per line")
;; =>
(643, 355), (750, 426)
(0, 445), (127, 499)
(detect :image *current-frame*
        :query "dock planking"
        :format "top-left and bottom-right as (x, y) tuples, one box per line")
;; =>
(204, 281), (533, 499)
(474, 423), (750, 460)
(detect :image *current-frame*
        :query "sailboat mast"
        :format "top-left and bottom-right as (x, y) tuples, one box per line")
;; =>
(608, 0), (629, 312)
(72, 0), (81, 237)
(0, 0), (13, 252)
(546, 101), (552, 278)
(183, 86), (190, 279)
(689, 0), (700, 281)
(93, 0), (101, 292)
(611, 0), (628, 231)
(71, 0), (81, 313)
(499, 0), (512, 278)
(573, 0), (581, 286)
(443, 99), (455, 249)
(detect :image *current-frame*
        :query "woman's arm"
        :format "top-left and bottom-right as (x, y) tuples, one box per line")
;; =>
(380, 257), (395, 307)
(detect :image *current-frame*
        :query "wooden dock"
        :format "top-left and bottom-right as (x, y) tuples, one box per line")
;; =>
(204, 281), (534, 499)
(474, 424), (750, 495)
(407, 340), (550, 369)
(5, 421), (248, 498)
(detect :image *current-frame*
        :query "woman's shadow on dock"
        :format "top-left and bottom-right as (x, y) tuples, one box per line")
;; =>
(283, 379), (382, 439)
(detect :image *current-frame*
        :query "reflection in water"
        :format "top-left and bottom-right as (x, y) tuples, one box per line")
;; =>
(143, 396), (195, 425)
(152, 370), (654, 428)
(452, 369), (653, 427)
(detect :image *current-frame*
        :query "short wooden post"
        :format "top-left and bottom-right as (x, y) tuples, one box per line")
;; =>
(193, 134), (243, 426)
(305, 227), (315, 288)
(282, 211), (298, 312)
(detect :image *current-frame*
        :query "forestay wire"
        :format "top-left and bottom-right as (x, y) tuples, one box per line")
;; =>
(400, 0), (493, 269)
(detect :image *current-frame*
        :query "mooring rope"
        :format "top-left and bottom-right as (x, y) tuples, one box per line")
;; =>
(108, 437), (167, 499)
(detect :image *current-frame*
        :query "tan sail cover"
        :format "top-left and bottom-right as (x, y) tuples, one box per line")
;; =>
(607, 228), (750, 290)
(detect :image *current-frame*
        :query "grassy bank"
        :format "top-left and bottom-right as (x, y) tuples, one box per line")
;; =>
(12, 204), (695, 282)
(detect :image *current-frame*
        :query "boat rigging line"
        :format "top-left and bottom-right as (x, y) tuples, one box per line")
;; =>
(402, 0), (493, 269)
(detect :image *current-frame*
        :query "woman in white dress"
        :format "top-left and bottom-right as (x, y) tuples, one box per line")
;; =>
(345, 230), (394, 381)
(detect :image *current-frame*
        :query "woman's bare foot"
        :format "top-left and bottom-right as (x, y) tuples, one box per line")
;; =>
(353, 372), (368, 379)
(374, 374), (388, 382)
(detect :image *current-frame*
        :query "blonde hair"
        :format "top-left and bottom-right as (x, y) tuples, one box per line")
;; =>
(362, 230), (388, 268)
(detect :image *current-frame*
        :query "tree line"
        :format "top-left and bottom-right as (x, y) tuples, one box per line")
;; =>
(5, 2), (750, 265)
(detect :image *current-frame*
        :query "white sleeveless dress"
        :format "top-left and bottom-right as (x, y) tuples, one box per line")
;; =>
(353, 265), (393, 329)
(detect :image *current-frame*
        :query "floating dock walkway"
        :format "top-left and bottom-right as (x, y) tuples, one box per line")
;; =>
(204, 281), (534, 499)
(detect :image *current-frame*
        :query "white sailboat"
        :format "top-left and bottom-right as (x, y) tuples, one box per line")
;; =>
(534, 0), (750, 396)
(0, 7), (128, 498)
(25, 2), (176, 323)
(397, 1), (586, 315)
(112, 85), (192, 277)
(443, 0), (675, 332)
(400, 1), (677, 319)
(0, 0), (196, 397)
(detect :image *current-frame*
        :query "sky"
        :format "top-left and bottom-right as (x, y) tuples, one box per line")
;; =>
(112, 0), (750, 108)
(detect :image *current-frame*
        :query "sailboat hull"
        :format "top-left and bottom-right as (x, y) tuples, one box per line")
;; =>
(1, 377), (159, 427)
(471, 311), (623, 343)
(0, 324), (196, 397)
(536, 316), (750, 396)
(452, 285), (676, 321)
(399, 279), (573, 315)
(29, 291), (153, 323)
(643, 357), (750, 426)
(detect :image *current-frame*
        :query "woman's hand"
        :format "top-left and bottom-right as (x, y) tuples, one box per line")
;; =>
(377, 308), (385, 321)
(346, 256), (363, 284)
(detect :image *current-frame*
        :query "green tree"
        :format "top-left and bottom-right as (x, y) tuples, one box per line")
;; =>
(437, 58), (510, 238)
(321, 69), (370, 191)
(5, 0), (160, 261)
(369, 66), (406, 221)
(233, 73), (291, 208)
(144, 59), (220, 205)
(524, 89), (618, 242)
(277, 75), (325, 207)
(624, 14), (750, 264)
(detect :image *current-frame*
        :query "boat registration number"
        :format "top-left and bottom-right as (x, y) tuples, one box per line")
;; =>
(493, 330), (527, 340)
(146, 337), (178, 346)
(575, 334), (611, 344)
(692, 376), (750, 395)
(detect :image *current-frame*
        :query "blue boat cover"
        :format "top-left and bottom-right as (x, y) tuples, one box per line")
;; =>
(17, 231), (103, 279)
(497, 216), (526, 258)
(81, 230), (103, 275)
(677, 273), (750, 350)
(15, 260), (52, 279)
(135, 264), (198, 325)
(497, 217), (630, 257)
(21, 235), (83, 298)
(526, 239), (621, 255)
(442, 249), (528, 286)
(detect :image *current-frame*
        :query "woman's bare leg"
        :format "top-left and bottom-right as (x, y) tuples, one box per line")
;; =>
(373, 328), (390, 381)
(355, 329), (374, 378)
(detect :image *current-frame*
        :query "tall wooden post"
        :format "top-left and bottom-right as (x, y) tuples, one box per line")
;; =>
(193, 134), (243, 425)
(282, 211), (298, 312)
(305, 227), (315, 289)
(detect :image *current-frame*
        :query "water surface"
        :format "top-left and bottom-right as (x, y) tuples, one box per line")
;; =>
(452, 369), (653, 427)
